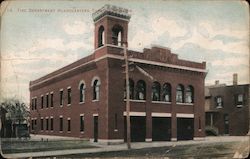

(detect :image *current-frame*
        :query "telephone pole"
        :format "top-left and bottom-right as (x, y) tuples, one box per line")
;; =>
(123, 43), (131, 149)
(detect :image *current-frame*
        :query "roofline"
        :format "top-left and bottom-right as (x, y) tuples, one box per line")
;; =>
(30, 53), (207, 88)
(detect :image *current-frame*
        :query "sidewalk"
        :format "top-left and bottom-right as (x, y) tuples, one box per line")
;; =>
(2, 136), (249, 158)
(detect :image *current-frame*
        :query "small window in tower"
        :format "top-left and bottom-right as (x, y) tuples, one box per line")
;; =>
(98, 26), (105, 47)
(112, 25), (123, 46)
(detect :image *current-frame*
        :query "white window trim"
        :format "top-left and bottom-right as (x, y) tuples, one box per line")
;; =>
(176, 102), (194, 106)
(151, 101), (171, 104)
(123, 99), (146, 103)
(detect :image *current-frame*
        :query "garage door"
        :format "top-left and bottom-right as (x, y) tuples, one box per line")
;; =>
(124, 116), (146, 142)
(177, 118), (194, 140)
(152, 117), (171, 141)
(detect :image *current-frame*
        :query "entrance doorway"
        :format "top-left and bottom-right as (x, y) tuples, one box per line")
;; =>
(224, 114), (229, 134)
(94, 116), (98, 142)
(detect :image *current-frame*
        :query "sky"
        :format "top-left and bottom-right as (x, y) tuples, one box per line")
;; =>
(0, 0), (249, 103)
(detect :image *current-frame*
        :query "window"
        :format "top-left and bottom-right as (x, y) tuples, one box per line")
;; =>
(124, 79), (134, 99)
(198, 117), (201, 130)
(93, 79), (100, 100)
(152, 81), (161, 101)
(176, 84), (184, 103)
(59, 117), (63, 131)
(46, 94), (49, 108)
(136, 80), (146, 100)
(67, 118), (71, 132)
(162, 83), (171, 102)
(114, 113), (118, 130)
(46, 118), (49, 131)
(67, 88), (71, 105)
(60, 90), (63, 106)
(50, 93), (53, 107)
(34, 98), (37, 110)
(40, 118), (44, 131)
(50, 118), (53, 131)
(235, 94), (243, 107)
(31, 99), (34, 110)
(80, 115), (84, 132)
(185, 86), (194, 103)
(215, 96), (223, 108)
(98, 26), (105, 47)
(112, 25), (123, 46)
(79, 83), (85, 103)
(41, 96), (44, 109)
(31, 120), (34, 130)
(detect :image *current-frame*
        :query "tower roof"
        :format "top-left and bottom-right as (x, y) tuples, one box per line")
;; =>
(92, 4), (131, 22)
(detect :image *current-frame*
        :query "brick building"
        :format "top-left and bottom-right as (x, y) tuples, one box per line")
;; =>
(205, 74), (250, 136)
(29, 5), (206, 144)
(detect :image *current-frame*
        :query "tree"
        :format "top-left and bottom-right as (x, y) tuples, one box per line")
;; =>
(0, 98), (29, 137)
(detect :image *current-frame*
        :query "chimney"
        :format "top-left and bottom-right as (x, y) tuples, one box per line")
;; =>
(233, 73), (238, 85)
(215, 80), (219, 85)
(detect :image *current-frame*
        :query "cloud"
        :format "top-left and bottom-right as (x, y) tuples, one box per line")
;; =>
(151, 16), (188, 38)
(63, 21), (88, 35)
(171, 26), (248, 54)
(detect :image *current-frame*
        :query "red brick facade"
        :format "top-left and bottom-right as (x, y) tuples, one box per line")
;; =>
(30, 5), (206, 143)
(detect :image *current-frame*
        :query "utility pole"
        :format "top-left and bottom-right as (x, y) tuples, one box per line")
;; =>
(123, 43), (131, 149)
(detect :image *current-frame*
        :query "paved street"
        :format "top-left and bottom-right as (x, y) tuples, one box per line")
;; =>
(2, 136), (249, 158)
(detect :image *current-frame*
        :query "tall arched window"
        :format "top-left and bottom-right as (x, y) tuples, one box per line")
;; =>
(79, 82), (86, 103)
(176, 84), (184, 103)
(136, 80), (146, 100)
(112, 25), (123, 46)
(185, 85), (194, 103)
(98, 26), (105, 47)
(152, 81), (161, 101)
(92, 77), (101, 101)
(162, 83), (171, 102)
(124, 78), (134, 99)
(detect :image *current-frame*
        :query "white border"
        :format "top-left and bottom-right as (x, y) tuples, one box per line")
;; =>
(123, 112), (146, 116)
(176, 113), (194, 118)
(152, 112), (171, 117)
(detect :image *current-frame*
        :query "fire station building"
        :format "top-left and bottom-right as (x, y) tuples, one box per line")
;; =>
(29, 5), (206, 144)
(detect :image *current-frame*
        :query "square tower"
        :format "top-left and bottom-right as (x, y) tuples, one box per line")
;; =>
(92, 5), (131, 49)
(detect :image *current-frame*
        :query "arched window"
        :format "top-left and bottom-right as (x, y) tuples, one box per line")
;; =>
(185, 85), (194, 103)
(152, 81), (161, 101)
(112, 25), (123, 46)
(136, 80), (146, 100)
(79, 82), (86, 103)
(124, 78), (134, 99)
(98, 26), (105, 47)
(92, 77), (101, 101)
(162, 83), (171, 102)
(176, 84), (184, 103)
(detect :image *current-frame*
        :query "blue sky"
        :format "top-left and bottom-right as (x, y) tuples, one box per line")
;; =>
(1, 0), (249, 103)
